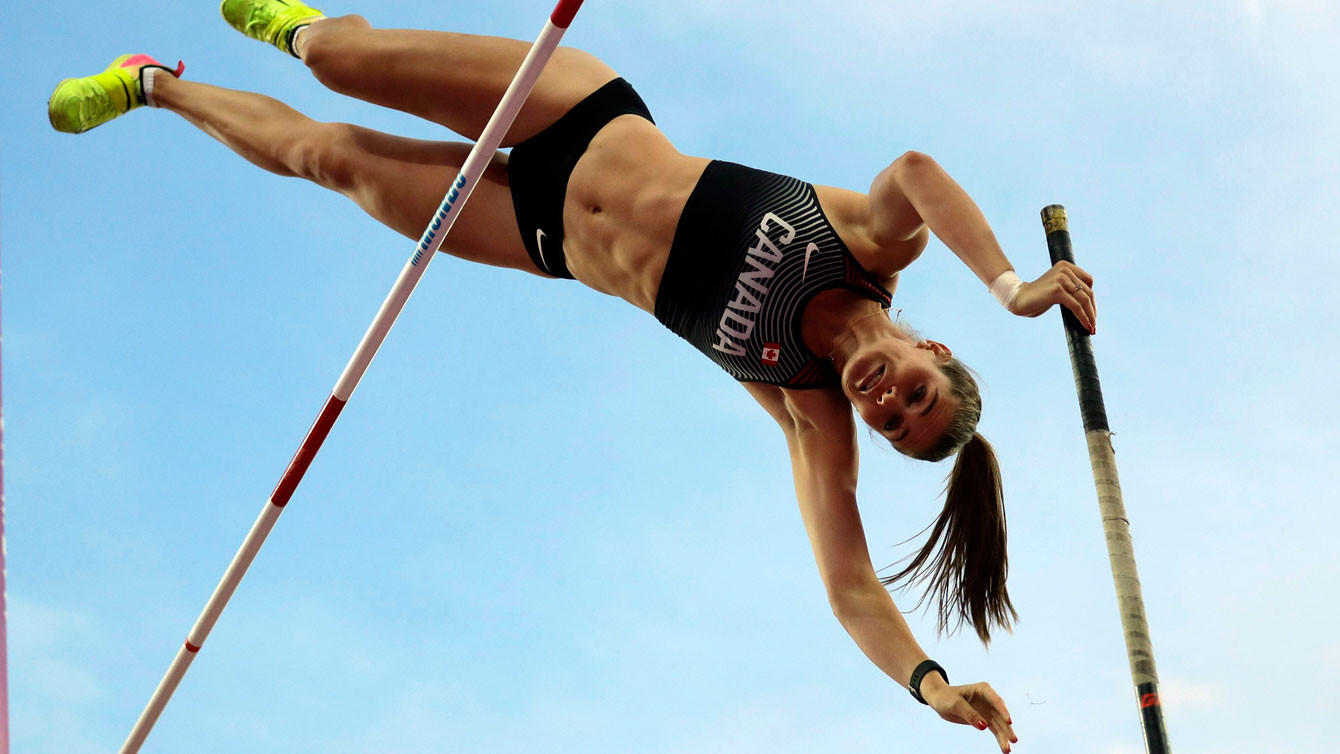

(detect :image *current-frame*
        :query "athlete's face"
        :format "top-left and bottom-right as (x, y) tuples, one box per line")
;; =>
(841, 339), (957, 456)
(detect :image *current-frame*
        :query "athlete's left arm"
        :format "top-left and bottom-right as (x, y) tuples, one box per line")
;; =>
(869, 151), (1097, 332)
(778, 390), (937, 686)
(777, 389), (1017, 752)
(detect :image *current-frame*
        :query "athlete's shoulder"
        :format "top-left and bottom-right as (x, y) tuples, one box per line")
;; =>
(784, 386), (856, 438)
(743, 381), (852, 437)
(812, 184), (876, 253)
(811, 184), (916, 283)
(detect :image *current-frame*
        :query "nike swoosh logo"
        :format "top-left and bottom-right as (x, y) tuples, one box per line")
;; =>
(802, 242), (820, 282)
(536, 229), (549, 272)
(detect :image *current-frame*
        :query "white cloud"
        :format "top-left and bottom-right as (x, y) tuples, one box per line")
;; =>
(1323, 643), (1340, 670)
(10, 593), (96, 652)
(8, 595), (107, 703)
(1242, 0), (1265, 24)
(339, 680), (465, 754)
(27, 657), (103, 705)
(663, 699), (891, 754)
(1158, 677), (1229, 711)
(7, 595), (112, 753)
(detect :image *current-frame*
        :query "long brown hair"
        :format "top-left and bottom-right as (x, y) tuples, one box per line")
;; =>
(881, 357), (1017, 645)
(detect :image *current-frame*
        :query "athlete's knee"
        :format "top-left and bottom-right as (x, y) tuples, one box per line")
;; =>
(287, 122), (361, 192)
(891, 150), (938, 176)
(301, 14), (373, 76)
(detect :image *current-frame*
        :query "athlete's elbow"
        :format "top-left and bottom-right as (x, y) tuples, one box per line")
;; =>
(825, 576), (886, 621)
(828, 591), (854, 622)
(828, 591), (869, 625)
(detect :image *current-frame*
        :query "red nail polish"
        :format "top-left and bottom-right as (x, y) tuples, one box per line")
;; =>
(977, 721), (988, 730)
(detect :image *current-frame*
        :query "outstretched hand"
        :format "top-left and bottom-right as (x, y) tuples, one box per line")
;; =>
(1009, 260), (1096, 334)
(923, 680), (1018, 753)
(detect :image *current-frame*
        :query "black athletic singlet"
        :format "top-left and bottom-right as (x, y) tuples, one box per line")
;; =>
(655, 161), (893, 389)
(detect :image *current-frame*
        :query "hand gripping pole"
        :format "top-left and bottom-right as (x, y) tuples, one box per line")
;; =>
(1040, 205), (1171, 754)
(119, 2), (586, 751)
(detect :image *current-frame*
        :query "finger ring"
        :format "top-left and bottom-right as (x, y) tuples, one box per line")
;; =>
(1073, 283), (1083, 292)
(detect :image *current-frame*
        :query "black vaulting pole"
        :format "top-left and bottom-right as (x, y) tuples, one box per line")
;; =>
(1040, 205), (1171, 754)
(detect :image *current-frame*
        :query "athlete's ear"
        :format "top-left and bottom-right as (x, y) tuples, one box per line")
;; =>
(917, 339), (953, 362)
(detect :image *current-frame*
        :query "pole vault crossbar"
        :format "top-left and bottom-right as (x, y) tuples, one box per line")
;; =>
(119, 2), (585, 750)
(1040, 205), (1172, 754)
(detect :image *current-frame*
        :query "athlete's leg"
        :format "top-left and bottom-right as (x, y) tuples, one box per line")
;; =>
(150, 74), (538, 273)
(294, 15), (619, 145)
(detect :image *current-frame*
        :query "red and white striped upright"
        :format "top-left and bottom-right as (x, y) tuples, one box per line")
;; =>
(119, 2), (586, 751)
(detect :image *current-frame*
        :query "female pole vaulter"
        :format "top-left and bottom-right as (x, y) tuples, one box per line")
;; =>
(49, 3), (1098, 751)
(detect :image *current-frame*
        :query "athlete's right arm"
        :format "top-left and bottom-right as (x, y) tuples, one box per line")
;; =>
(869, 151), (1096, 333)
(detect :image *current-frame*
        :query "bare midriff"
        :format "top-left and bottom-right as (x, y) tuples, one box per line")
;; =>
(560, 116), (886, 316)
(559, 116), (707, 313)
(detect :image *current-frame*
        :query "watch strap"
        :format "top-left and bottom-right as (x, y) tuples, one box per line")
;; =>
(908, 659), (949, 705)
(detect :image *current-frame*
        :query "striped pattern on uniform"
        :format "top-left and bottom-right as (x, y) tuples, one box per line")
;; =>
(654, 161), (892, 389)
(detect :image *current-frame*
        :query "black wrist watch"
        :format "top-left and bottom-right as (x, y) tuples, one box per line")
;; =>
(908, 660), (949, 705)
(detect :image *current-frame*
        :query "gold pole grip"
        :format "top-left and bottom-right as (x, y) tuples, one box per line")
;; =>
(1042, 204), (1069, 234)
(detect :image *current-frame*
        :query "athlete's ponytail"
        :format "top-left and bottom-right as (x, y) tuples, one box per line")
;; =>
(882, 357), (1017, 644)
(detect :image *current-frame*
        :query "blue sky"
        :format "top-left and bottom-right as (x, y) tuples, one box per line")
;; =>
(3, 1), (1338, 752)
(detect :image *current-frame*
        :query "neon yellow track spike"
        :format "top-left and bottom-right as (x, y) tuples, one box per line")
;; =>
(48, 54), (183, 134)
(220, 0), (325, 56)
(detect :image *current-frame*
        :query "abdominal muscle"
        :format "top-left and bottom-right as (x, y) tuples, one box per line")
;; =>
(559, 116), (708, 313)
(560, 117), (885, 316)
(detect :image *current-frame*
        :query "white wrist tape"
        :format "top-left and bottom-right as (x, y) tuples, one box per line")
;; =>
(988, 270), (1023, 310)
